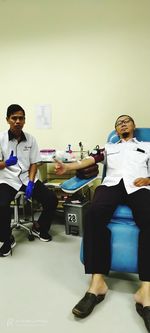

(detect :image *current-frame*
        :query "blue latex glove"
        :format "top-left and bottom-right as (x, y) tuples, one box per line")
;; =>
(25, 181), (34, 200)
(5, 150), (18, 166)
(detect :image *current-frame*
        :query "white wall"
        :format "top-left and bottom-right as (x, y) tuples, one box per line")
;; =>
(0, 0), (150, 152)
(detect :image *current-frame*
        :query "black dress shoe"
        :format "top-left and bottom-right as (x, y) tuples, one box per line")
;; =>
(136, 303), (150, 332)
(72, 292), (106, 318)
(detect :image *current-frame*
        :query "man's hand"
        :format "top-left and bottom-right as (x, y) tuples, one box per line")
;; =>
(134, 177), (150, 187)
(25, 181), (34, 200)
(54, 159), (68, 175)
(5, 150), (18, 167)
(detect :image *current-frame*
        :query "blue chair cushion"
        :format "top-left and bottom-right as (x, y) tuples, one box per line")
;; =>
(80, 221), (139, 273)
(108, 222), (139, 273)
(112, 205), (134, 221)
(61, 175), (96, 191)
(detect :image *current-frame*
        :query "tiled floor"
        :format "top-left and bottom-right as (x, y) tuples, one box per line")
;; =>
(0, 221), (147, 333)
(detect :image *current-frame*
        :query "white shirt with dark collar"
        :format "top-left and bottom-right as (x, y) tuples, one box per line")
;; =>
(0, 130), (41, 190)
(100, 138), (150, 194)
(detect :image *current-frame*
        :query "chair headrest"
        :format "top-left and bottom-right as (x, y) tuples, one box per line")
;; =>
(107, 128), (150, 143)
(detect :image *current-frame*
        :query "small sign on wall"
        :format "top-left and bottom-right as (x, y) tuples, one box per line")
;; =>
(35, 104), (52, 129)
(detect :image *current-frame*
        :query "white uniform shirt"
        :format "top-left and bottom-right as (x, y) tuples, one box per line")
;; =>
(0, 130), (41, 190)
(100, 138), (150, 194)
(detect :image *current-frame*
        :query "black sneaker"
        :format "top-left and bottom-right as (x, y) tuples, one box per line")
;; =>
(0, 241), (11, 257)
(32, 222), (52, 242)
(39, 232), (52, 242)
(10, 235), (16, 249)
(0, 235), (16, 257)
(32, 222), (40, 238)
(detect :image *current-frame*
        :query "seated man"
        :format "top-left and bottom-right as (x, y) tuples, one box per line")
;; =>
(55, 115), (150, 332)
(0, 104), (58, 257)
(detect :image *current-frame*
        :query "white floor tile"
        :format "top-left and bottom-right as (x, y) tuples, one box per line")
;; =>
(0, 223), (147, 333)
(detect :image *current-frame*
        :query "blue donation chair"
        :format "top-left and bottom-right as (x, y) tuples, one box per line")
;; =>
(80, 128), (150, 273)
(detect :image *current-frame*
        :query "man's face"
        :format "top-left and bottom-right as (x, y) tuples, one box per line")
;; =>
(115, 116), (135, 139)
(7, 110), (25, 137)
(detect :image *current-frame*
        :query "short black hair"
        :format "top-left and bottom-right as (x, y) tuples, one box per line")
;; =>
(115, 115), (135, 128)
(7, 104), (25, 118)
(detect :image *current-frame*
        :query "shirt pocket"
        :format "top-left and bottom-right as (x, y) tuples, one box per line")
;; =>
(131, 150), (148, 165)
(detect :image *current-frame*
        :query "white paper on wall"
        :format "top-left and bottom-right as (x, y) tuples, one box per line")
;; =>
(35, 104), (52, 129)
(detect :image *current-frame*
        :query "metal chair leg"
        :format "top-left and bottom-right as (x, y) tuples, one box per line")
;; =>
(11, 192), (35, 241)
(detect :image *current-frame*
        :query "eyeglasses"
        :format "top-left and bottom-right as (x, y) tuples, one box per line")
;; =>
(115, 118), (131, 127)
(10, 116), (25, 122)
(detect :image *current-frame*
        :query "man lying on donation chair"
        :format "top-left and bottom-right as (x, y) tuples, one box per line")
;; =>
(55, 115), (150, 333)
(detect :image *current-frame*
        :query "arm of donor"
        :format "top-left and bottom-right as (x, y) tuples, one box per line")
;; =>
(54, 156), (95, 176)
(5, 150), (18, 167)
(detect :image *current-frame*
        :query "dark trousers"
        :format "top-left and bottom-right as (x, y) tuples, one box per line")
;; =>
(0, 180), (58, 242)
(83, 179), (150, 281)
(0, 184), (17, 242)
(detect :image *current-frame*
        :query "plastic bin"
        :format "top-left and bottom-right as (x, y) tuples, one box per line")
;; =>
(64, 200), (90, 236)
